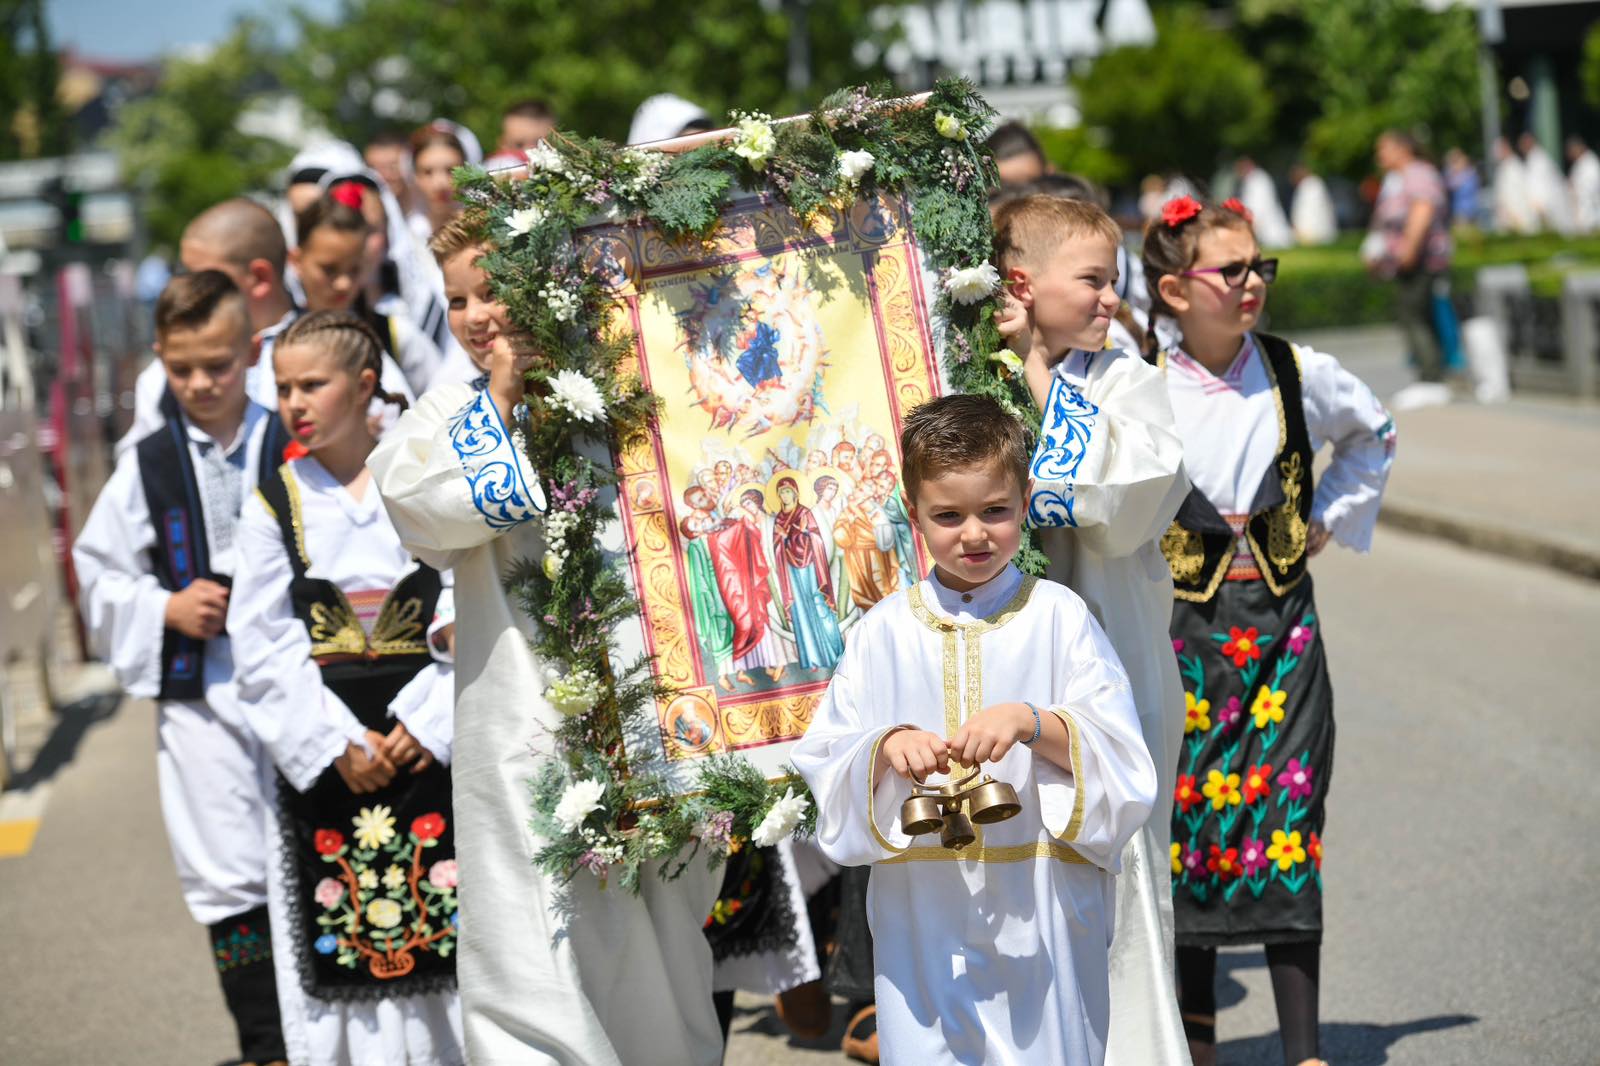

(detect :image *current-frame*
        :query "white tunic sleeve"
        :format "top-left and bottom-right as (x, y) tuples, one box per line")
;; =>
(113, 359), (168, 460)
(369, 383), (546, 569)
(1033, 597), (1158, 872)
(1027, 351), (1188, 558)
(388, 660), (455, 765)
(1296, 345), (1397, 552)
(71, 454), (170, 698)
(791, 627), (916, 867)
(230, 492), (367, 791)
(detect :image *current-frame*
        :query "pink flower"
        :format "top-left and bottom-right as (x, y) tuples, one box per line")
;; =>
(1277, 758), (1315, 800)
(427, 859), (459, 890)
(1217, 696), (1244, 733)
(1182, 845), (1206, 878)
(1172, 639), (1185, 654)
(1287, 624), (1316, 654)
(313, 877), (345, 909)
(1240, 837), (1269, 877)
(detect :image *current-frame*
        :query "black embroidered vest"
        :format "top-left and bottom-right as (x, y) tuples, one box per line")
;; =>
(136, 390), (290, 699)
(254, 461), (441, 695)
(1153, 333), (1314, 603)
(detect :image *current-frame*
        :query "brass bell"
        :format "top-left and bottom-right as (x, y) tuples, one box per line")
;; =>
(899, 795), (945, 836)
(965, 777), (1022, 825)
(939, 809), (976, 850)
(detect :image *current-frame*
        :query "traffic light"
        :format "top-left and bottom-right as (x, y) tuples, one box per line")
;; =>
(44, 177), (84, 244)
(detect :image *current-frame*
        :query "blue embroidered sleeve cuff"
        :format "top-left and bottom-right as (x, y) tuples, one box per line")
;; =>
(1027, 375), (1100, 528)
(447, 389), (546, 529)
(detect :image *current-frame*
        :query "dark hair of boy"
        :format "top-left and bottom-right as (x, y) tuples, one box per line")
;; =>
(502, 98), (555, 122)
(294, 194), (371, 249)
(366, 128), (410, 150)
(154, 270), (245, 343)
(899, 394), (1030, 505)
(986, 121), (1047, 166)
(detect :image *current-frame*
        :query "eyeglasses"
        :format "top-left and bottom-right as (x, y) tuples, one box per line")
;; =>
(1181, 257), (1279, 288)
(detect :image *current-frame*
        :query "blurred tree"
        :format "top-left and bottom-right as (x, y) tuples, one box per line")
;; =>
(1, 0), (70, 159)
(110, 21), (294, 247)
(1073, 5), (1275, 182)
(1247, 0), (1482, 177)
(1583, 21), (1600, 111)
(286, 0), (905, 147)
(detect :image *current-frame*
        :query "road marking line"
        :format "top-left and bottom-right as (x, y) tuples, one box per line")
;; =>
(0, 784), (52, 858)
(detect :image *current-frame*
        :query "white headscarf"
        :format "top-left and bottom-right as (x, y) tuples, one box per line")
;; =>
(627, 94), (713, 146)
(426, 119), (484, 166)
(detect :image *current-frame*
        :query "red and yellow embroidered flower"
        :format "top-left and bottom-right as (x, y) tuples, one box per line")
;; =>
(1174, 774), (1202, 813)
(1171, 842), (1183, 876)
(1243, 762), (1274, 804)
(1162, 195), (1203, 227)
(1266, 829), (1307, 870)
(411, 812), (447, 843)
(1221, 197), (1254, 223)
(1202, 769), (1242, 810)
(1207, 845), (1242, 881)
(1222, 626), (1262, 667)
(1251, 686), (1288, 729)
(314, 829), (344, 855)
(1184, 692), (1212, 734)
(1309, 831), (1323, 870)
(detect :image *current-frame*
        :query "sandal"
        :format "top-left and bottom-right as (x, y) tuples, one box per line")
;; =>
(840, 1004), (879, 1064)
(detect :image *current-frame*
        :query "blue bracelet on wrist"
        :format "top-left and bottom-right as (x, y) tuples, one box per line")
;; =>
(1022, 702), (1042, 746)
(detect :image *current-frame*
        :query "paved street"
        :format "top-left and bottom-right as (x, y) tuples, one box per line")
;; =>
(3, 523), (1595, 1065)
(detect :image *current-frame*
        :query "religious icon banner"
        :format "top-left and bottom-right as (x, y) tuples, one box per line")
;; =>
(576, 190), (945, 795)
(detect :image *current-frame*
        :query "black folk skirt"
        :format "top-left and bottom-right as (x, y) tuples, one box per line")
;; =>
(1169, 574), (1333, 947)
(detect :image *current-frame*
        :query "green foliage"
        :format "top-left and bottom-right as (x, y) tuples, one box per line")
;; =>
(286, 0), (907, 147)
(1265, 232), (1600, 330)
(1074, 5), (1275, 180)
(0, 0), (68, 159)
(1271, 0), (1483, 178)
(1583, 22), (1600, 111)
(1031, 126), (1130, 188)
(109, 20), (293, 247)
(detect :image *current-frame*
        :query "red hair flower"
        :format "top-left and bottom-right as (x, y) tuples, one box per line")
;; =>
(1162, 195), (1202, 228)
(1222, 197), (1254, 223)
(330, 181), (365, 211)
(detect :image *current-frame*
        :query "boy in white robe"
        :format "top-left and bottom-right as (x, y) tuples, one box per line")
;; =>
(368, 225), (723, 1066)
(73, 271), (290, 1066)
(992, 194), (1192, 1065)
(794, 395), (1157, 1066)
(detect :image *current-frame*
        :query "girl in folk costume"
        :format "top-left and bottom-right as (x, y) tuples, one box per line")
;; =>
(1141, 196), (1396, 1066)
(231, 311), (463, 1065)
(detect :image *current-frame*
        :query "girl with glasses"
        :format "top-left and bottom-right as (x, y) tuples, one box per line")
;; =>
(1140, 196), (1397, 1066)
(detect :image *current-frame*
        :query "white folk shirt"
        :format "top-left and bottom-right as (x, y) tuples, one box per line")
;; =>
(1162, 334), (1396, 554)
(793, 565), (1156, 1066)
(231, 454), (460, 1066)
(72, 402), (279, 926)
(367, 382), (724, 1066)
(1025, 347), (1192, 1066)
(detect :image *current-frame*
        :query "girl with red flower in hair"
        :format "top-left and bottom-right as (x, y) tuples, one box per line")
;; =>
(1144, 197), (1396, 1066)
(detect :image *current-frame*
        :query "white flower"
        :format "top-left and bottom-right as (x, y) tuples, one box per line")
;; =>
(553, 778), (607, 834)
(365, 898), (402, 930)
(751, 787), (809, 847)
(538, 284), (583, 324)
(544, 666), (602, 717)
(731, 117), (777, 171)
(836, 149), (875, 186)
(351, 804), (397, 850)
(934, 111), (967, 141)
(542, 552), (563, 580)
(503, 206), (544, 238)
(381, 864), (407, 891)
(524, 142), (565, 174)
(944, 263), (1001, 305)
(988, 349), (1025, 376)
(548, 369), (608, 423)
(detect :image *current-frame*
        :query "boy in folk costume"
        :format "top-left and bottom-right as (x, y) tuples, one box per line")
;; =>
(74, 271), (292, 1066)
(794, 395), (1157, 1066)
(367, 223), (725, 1065)
(994, 194), (1193, 1064)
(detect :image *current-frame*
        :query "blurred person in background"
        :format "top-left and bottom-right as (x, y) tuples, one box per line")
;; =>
(1289, 163), (1337, 246)
(1492, 136), (1534, 234)
(1519, 132), (1573, 235)
(364, 129), (416, 215)
(1442, 148), (1482, 232)
(627, 93), (714, 144)
(488, 99), (557, 167)
(409, 122), (480, 247)
(1566, 135), (1600, 234)
(986, 120), (1052, 188)
(1233, 156), (1292, 249)
(1366, 130), (1452, 386)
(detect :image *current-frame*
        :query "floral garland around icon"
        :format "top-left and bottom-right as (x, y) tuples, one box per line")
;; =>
(452, 79), (1032, 895)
